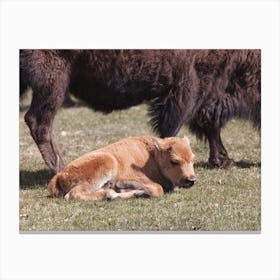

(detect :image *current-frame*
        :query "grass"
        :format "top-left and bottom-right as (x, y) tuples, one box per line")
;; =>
(19, 92), (261, 231)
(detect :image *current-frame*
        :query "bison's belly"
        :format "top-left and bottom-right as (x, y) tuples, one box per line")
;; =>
(70, 76), (167, 112)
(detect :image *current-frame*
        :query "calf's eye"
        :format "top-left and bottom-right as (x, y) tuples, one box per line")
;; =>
(170, 160), (179, 165)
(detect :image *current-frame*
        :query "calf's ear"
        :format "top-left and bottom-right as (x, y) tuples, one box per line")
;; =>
(184, 135), (190, 145)
(152, 138), (162, 151)
(166, 146), (173, 153)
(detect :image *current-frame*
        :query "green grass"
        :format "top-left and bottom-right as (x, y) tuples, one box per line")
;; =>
(19, 92), (261, 231)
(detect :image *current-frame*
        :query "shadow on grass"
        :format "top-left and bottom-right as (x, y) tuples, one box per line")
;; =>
(195, 161), (261, 169)
(20, 169), (53, 189)
(235, 161), (261, 168)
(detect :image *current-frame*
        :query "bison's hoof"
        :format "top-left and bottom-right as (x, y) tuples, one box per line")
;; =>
(208, 158), (235, 169)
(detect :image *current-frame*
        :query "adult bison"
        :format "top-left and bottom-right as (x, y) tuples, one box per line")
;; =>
(20, 50), (261, 174)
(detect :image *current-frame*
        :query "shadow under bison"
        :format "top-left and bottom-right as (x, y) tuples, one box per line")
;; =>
(20, 50), (261, 174)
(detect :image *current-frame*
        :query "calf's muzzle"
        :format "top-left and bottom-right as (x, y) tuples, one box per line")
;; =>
(181, 176), (197, 188)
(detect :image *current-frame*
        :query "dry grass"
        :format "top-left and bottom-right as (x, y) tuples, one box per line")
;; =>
(19, 92), (261, 231)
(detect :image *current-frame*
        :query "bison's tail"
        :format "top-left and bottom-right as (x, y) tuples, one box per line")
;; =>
(48, 173), (63, 197)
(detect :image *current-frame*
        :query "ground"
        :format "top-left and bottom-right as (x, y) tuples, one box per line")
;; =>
(19, 92), (261, 231)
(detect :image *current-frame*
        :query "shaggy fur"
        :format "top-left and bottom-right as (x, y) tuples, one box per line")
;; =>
(48, 136), (196, 201)
(20, 50), (261, 173)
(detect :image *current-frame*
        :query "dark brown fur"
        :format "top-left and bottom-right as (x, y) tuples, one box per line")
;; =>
(20, 50), (261, 173)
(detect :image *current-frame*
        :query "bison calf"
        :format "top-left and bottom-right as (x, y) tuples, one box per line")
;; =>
(48, 136), (196, 201)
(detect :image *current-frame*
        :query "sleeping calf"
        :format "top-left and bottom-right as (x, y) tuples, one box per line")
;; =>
(48, 136), (196, 201)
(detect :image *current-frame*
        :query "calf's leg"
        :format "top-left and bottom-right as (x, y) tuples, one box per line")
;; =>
(106, 189), (147, 200)
(64, 179), (163, 201)
(65, 187), (146, 201)
(65, 185), (109, 201)
(116, 179), (164, 198)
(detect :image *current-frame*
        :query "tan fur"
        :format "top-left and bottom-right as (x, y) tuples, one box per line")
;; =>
(48, 136), (196, 201)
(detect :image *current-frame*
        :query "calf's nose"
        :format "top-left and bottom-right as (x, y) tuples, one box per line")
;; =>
(183, 176), (197, 187)
(186, 175), (196, 182)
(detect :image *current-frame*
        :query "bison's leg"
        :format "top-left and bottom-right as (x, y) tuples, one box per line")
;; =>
(205, 128), (235, 169)
(24, 87), (66, 174)
(190, 119), (235, 168)
(189, 94), (237, 169)
(20, 74), (28, 96)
